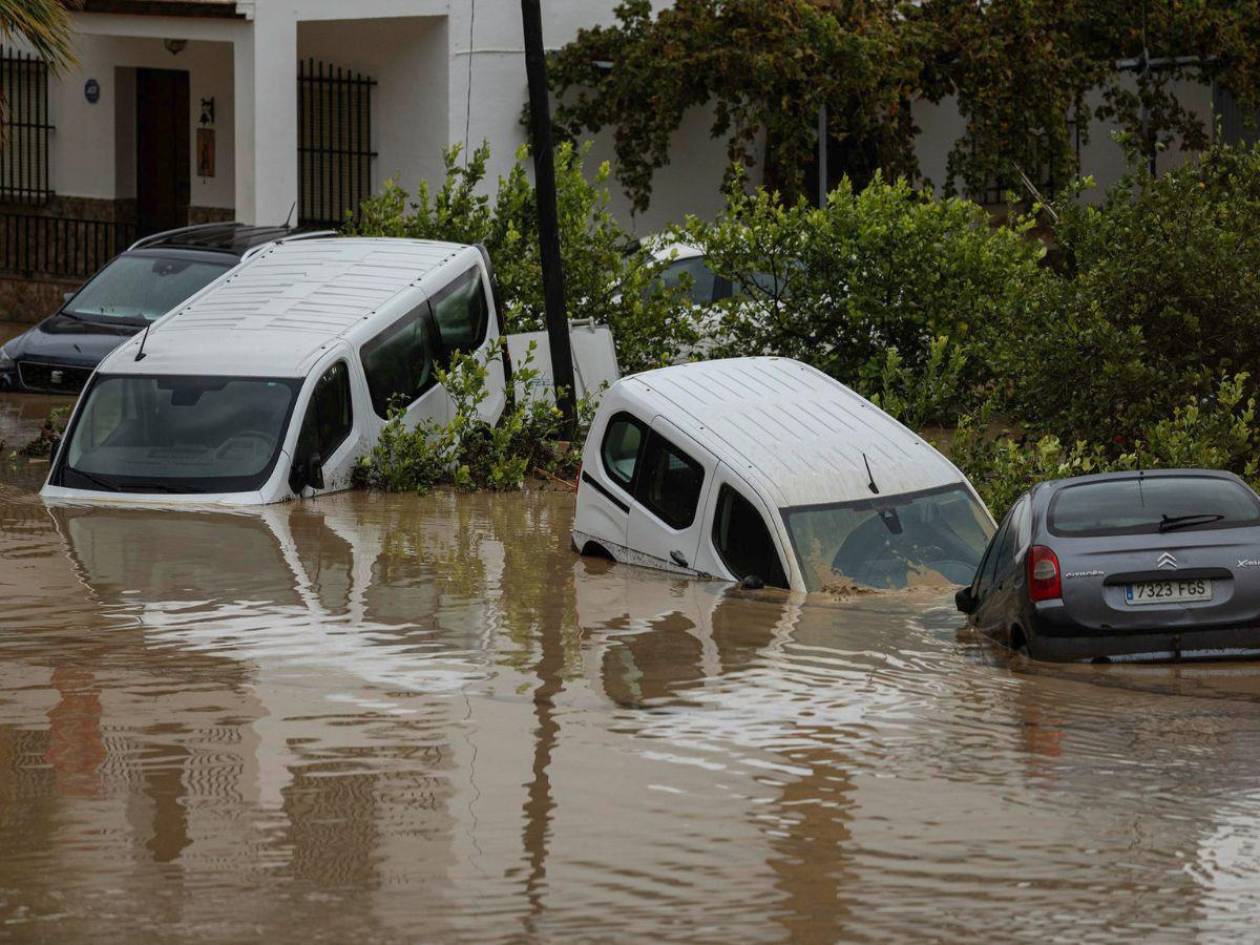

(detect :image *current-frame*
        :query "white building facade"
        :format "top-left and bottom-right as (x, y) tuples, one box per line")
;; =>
(0, 0), (1248, 316)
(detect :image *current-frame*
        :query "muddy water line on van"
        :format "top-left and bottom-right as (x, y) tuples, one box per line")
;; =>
(4, 459), (1260, 943)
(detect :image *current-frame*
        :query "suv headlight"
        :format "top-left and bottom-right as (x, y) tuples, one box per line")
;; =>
(0, 343), (14, 371)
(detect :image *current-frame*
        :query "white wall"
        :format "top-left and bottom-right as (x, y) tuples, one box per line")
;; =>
(448, 0), (735, 236)
(51, 33), (236, 209)
(37, 3), (1228, 231)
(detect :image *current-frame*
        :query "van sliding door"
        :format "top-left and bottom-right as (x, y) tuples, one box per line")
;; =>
(625, 417), (717, 575)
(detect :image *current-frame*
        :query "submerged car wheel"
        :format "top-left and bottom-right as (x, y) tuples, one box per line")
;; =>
(1009, 625), (1031, 657)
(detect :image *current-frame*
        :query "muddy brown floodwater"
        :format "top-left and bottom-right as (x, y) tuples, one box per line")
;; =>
(4, 434), (1260, 943)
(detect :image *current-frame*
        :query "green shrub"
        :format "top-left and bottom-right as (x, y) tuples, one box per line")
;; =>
(351, 141), (698, 374)
(16, 405), (70, 459)
(861, 335), (968, 429)
(954, 374), (1260, 519)
(997, 142), (1260, 445)
(682, 173), (1046, 412)
(355, 341), (592, 494)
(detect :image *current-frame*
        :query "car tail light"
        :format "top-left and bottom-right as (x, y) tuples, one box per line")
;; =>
(574, 460), (582, 493)
(1027, 545), (1062, 602)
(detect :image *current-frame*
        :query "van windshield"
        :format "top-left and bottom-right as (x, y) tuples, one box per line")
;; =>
(783, 485), (994, 592)
(57, 374), (301, 494)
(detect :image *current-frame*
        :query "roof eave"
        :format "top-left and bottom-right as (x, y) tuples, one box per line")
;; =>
(80, 1), (246, 19)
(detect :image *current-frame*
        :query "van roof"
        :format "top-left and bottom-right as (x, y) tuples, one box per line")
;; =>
(98, 238), (478, 378)
(620, 357), (966, 509)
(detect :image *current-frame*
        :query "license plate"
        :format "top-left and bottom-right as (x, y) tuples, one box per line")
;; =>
(1125, 579), (1213, 605)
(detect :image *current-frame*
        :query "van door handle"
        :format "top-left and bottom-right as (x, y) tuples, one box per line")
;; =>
(670, 550), (688, 568)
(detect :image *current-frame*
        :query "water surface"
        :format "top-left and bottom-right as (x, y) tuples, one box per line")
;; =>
(3, 449), (1260, 943)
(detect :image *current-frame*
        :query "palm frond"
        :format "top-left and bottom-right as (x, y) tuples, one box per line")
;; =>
(0, 0), (78, 71)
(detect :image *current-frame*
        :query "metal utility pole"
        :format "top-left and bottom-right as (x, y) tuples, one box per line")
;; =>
(520, 0), (577, 430)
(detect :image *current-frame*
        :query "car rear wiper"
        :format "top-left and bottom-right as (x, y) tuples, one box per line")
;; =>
(1159, 513), (1226, 532)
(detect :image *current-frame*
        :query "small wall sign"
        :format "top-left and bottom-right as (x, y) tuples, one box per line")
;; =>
(84, 79), (100, 104)
(197, 127), (215, 178)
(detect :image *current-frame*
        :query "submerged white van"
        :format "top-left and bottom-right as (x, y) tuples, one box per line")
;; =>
(43, 238), (507, 506)
(572, 357), (996, 594)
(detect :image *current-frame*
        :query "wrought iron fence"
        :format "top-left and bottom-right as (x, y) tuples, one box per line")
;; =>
(298, 59), (377, 228)
(0, 48), (54, 204)
(0, 213), (136, 279)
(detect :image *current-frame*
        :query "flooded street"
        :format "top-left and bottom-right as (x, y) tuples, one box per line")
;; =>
(4, 443), (1260, 942)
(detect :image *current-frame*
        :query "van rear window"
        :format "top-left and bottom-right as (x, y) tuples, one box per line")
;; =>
(1048, 476), (1260, 536)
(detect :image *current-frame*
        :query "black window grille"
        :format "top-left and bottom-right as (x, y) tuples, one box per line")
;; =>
(971, 115), (1082, 206)
(0, 48), (53, 204)
(298, 59), (377, 227)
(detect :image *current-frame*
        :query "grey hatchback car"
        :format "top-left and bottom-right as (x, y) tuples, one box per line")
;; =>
(956, 470), (1260, 662)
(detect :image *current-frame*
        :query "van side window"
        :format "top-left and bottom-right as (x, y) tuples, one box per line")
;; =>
(713, 484), (788, 588)
(430, 267), (489, 359)
(601, 413), (646, 489)
(291, 362), (353, 491)
(360, 306), (440, 418)
(637, 432), (704, 530)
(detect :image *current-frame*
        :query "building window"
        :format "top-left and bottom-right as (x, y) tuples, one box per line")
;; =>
(0, 48), (53, 204)
(971, 115), (1082, 206)
(298, 59), (377, 227)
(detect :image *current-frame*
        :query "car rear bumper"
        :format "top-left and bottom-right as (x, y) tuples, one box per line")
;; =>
(1030, 618), (1260, 662)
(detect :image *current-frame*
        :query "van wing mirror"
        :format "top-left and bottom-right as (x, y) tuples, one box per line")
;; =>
(306, 453), (325, 491)
(955, 585), (977, 615)
(290, 452), (325, 494)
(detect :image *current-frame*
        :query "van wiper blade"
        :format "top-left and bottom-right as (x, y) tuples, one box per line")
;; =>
(1159, 513), (1225, 532)
(123, 482), (197, 494)
(67, 467), (119, 492)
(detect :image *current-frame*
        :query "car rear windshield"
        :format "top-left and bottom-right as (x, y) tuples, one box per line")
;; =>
(65, 253), (231, 325)
(56, 374), (301, 494)
(783, 485), (994, 592)
(1048, 476), (1260, 537)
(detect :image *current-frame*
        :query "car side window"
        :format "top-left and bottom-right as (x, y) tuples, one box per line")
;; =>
(360, 306), (440, 418)
(975, 514), (1012, 598)
(636, 431), (704, 530)
(601, 413), (646, 489)
(992, 498), (1028, 584)
(429, 267), (489, 359)
(291, 362), (353, 490)
(660, 256), (718, 306)
(712, 484), (788, 589)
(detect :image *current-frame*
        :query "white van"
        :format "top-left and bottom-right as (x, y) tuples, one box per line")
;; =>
(572, 357), (996, 594)
(42, 238), (507, 506)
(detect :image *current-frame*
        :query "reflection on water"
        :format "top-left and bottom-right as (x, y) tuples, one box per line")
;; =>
(4, 475), (1260, 943)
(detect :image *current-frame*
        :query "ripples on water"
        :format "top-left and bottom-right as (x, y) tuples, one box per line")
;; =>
(3, 459), (1260, 944)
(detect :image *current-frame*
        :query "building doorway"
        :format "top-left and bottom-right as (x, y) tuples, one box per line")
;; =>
(136, 68), (190, 235)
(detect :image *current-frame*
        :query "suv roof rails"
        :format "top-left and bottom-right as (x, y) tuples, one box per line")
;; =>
(127, 222), (240, 253)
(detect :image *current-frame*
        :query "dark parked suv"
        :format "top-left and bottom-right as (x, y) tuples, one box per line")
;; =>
(956, 470), (1260, 662)
(0, 223), (323, 395)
